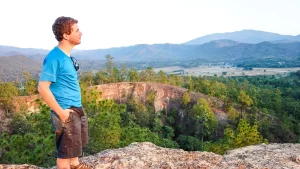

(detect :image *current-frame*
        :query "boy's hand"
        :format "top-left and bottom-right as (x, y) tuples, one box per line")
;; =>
(59, 109), (73, 122)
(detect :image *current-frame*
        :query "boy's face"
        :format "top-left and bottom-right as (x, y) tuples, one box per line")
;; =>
(66, 23), (82, 45)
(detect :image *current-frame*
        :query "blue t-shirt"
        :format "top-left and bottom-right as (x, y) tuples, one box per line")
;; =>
(39, 46), (82, 109)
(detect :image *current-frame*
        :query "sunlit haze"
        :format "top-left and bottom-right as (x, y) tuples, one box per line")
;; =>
(0, 0), (299, 50)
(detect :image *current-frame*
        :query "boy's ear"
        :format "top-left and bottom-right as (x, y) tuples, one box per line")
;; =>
(63, 33), (69, 40)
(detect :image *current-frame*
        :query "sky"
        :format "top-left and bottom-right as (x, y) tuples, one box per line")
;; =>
(0, 0), (299, 50)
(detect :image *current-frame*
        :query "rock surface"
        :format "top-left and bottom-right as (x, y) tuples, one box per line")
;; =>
(1, 142), (300, 169)
(217, 143), (300, 169)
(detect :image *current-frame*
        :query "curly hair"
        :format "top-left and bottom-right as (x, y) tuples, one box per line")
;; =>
(52, 16), (78, 41)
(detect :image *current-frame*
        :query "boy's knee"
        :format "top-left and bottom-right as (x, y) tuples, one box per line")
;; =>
(57, 158), (71, 169)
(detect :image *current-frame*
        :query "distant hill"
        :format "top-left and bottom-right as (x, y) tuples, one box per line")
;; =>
(184, 30), (300, 45)
(27, 54), (47, 63)
(1, 41), (300, 64)
(0, 55), (42, 82)
(200, 39), (241, 48)
(73, 43), (194, 61)
(0, 45), (48, 57)
(73, 41), (300, 63)
(270, 39), (298, 44)
(0, 29), (300, 70)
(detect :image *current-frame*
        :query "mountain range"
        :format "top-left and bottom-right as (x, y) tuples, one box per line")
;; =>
(0, 29), (300, 81)
(0, 55), (42, 82)
(72, 40), (300, 63)
(0, 29), (299, 61)
(184, 29), (300, 45)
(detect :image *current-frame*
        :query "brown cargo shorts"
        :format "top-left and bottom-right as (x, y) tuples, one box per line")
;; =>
(50, 106), (89, 159)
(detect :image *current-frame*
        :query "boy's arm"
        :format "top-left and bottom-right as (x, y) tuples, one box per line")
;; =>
(38, 81), (72, 122)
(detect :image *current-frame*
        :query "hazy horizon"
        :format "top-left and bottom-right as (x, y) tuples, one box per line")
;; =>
(1, 0), (300, 50)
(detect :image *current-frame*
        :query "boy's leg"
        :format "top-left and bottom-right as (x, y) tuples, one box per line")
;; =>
(70, 157), (80, 167)
(57, 158), (71, 169)
(70, 157), (92, 169)
(51, 110), (82, 168)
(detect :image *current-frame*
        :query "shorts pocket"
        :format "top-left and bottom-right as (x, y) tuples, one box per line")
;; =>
(65, 111), (74, 123)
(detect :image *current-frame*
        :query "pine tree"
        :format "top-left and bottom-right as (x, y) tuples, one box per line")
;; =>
(128, 68), (139, 82)
(23, 71), (38, 96)
(157, 70), (168, 84)
(181, 92), (190, 108)
(238, 90), (253, 118)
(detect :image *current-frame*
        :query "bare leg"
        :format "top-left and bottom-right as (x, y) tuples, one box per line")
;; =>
(57, 158), (71, 169)
(70, 157), (80, 167)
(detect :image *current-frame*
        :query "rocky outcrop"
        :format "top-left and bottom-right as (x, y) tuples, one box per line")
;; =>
(95, 82), (192, 112)
(0, 95), (42, 134)
(1, 142), (300, 169)
(0, 164), (40, 169)
(217, 143), (300, 169)
(6, 82), (224, 115)
(0, 108), (11, 134)
(0, 82), (227, 134)
(94, 82), (227, 121)
(12, 95), (42, 113)
(66, 142), (222, 169)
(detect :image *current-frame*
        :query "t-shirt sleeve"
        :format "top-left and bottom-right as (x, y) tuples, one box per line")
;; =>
(39, 58), (60, 83)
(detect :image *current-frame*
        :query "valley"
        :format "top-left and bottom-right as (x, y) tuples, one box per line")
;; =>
(153, 66), (300, 77)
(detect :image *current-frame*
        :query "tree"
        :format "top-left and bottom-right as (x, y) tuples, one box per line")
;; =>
(192, 98), (217, 150)
(111, 67), (121, 83)
(87, 100), (124, 152)
(118, 126), (179, 149)
(157, 70), (168, 84)
(227, 79), (239, 102)
(79, 71), (94, 87)
(214, 119), (267, 153)
(181, 92), (190, 108)
(227, 106), (239, 125)
(194, 79), (211, 95)
(0, 102), (56, 167)
(152, 116), (163, 135)
(128, 68), (139, 82)
(233, 119), (266, 148)
(127, 97), (153, 128)
(168, 74), (184, 86)
(23, 71), (37, 96)
(120, 64), (128, 82)
(238, 90), (253, 118)
(105, 54), (114, 76)
(81, 86), (126, 153)
(272, 88), (282, 115)
(0, 82), (19, 114)
(211, 81), (227, 98)
(139, 67), (155, 82)
(146, 90), (156, 107)
(163, 125), (174, 140)
(295, 70), (300, 77)
(187, 75), (194, 92)
(176, 135), (202, 151)
(95, 69), (109, 84)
